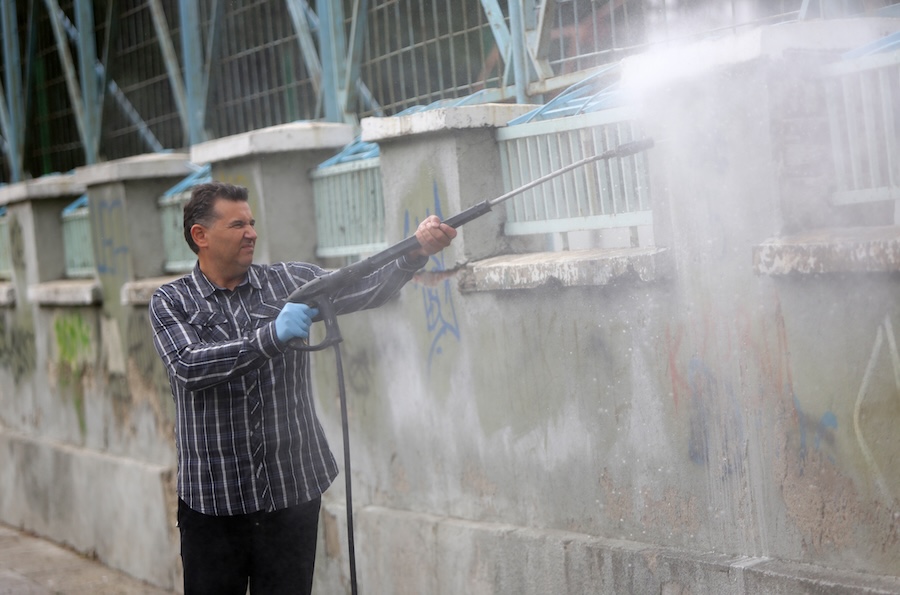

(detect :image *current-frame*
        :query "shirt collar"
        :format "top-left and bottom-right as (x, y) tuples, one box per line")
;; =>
(190, 262), (264, 297)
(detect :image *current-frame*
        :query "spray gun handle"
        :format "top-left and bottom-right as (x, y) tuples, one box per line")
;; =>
(290, 297), (343, 352)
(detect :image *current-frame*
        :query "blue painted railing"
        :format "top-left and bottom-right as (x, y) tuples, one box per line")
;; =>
(61, 195), (95, 278)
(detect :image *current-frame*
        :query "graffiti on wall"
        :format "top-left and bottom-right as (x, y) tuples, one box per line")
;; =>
(9, 214), (26, 271)
(853, 314), (900, 502)
(94, 198), (129, 276)
(404, 180), (460, 372)
(665, 305), (840, 479)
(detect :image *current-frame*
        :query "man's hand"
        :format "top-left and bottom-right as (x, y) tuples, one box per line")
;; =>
(275, 303), (320, 343)
(410, 215), (457, 258)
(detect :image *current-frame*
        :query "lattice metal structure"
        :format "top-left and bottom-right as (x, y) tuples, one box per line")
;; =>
(2, 0), (899, 185)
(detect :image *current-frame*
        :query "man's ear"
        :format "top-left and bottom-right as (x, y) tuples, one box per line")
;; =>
(191, 224), (208, 250)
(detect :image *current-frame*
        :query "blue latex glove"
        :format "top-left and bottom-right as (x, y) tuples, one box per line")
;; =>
(275, 303), (319, 343)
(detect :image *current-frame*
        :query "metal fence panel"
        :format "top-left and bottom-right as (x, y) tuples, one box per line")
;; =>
(158, 191), (197, 272)
(497, 108), (652, 239)
(61, 198), (95, 278)
(312, 157), (388, 258)
(823, 46), (900, 219)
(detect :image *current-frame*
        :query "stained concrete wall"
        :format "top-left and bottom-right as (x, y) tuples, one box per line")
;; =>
(0, 17), (898, 595)
(311, 18), (900, 595)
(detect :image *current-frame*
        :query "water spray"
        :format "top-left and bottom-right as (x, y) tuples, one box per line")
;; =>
(288, 136), (655, 595)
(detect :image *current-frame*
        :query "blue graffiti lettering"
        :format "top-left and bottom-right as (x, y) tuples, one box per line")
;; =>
(793, 395), (838, 469)
(94, 198), (129, 275)
(404, 180), (461, 372)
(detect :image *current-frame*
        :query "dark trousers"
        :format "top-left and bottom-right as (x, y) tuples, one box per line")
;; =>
(177, 497), (321, 595)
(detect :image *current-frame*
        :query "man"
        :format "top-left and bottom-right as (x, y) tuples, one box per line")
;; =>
(149, 181), (456, 594)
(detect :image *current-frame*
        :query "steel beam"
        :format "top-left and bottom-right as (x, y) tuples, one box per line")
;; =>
(179, 0), (206, 144)
(480, 0), (512, 87)
(56, 1), (163, 153)
(316, 0), (346, 122)
(343, 0), (369, 119)
(286, 0), (323, 97)
(528, 0), (556, 80)
(75, 0), (99, 163)
(44, 0), (90, 162)
(199, 0), (222, 117)
(148, 0), (190, 137)
(508, 0), (529, 103)
(2, 0), (25, 180)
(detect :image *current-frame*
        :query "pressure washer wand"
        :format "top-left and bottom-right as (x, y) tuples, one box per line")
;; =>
(287, 136), (654, 319)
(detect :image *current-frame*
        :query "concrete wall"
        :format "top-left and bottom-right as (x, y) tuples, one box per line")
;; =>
(0, 18), (898, 595)
(313, 18), (900, 595)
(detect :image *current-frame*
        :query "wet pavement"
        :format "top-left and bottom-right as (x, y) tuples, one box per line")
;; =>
(0, 523), (175, 595)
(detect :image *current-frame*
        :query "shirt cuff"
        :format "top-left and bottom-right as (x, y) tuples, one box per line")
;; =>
(397, 253), (429, 271)
(256, 322), (288, 358)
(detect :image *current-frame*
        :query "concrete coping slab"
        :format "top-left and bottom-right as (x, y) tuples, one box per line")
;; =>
(27, 279), (102, 306)
(74, 153), (193, 188)
(0, 174), (86, 207)
(121, 275), (183, 306)
(752, 226), (900, 275)
(0, 282), (15, 306)
(190, 122), (355, 165)
(458, 247), (671, 292)
(361, 104), (538, 143)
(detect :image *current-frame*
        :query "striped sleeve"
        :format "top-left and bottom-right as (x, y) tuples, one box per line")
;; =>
(149, 288), (285, 392)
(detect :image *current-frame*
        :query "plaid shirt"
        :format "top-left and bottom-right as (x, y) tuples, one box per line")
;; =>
(150, 256), (426, 516)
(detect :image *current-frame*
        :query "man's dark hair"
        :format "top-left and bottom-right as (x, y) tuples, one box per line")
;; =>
(183, 182), (249, 254)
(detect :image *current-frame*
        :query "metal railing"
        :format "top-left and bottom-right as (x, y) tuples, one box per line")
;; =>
(61, 195), (95, 278)
(159, 165), (210, 273)
(312, 142), (387, 259)
(823, 32), (900, 224)
(497, 65), (651, 249)
(0, 208), (11, 279)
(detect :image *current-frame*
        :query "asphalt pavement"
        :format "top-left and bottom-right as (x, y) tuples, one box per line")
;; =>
(0, 523), (175, 595)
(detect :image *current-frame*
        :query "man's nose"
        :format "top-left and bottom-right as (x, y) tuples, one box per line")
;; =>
(245, 226), (258, 240)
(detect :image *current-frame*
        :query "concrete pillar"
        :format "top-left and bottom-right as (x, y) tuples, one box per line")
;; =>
(0, 175), (86, 300)
(360, 104), (537, 264)
(190, 122), (355, 264)
(74, 153), (193, 317)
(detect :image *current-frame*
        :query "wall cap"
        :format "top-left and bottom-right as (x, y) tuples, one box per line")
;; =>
(0, 174), (87, 206)
(27, 279), (102, 306)
(122, 275), (184, 306)
(753, 226), (900, 275)
(74, 153), (193, 187)
(458, 247), (671, 292)
(361, 104), (538, 143)
(190, 122), (355, 164)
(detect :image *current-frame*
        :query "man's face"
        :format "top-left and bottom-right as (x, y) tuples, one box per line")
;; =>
(199, 198), (257, 277)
